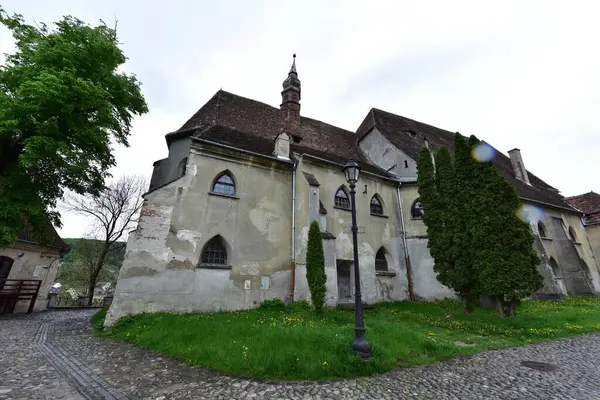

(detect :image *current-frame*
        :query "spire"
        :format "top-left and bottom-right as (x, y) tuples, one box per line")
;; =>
(281, 54), (301, 123)
(289, 53), (297, 74)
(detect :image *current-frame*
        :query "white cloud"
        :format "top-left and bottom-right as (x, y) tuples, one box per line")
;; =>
(1, 0), (599, 239)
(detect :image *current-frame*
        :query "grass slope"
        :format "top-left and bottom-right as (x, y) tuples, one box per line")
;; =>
(95, 297), (600, 380)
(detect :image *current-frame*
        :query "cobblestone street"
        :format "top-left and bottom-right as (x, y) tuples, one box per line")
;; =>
(1, 309), (599, 399)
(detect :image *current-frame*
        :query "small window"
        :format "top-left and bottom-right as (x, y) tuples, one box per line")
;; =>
(537, 221), (547, 238)
(212, 172), (235, 196)
(334, 187), (350, 210)
(375, 248), (388, 271)
(201, 236), (228, 265)
(404, 160), (408, 168)
(411, 199), (424, 219)
(370, 195), (384, 215)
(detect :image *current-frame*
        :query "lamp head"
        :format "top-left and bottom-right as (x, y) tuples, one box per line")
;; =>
(342, 160), (361, 184)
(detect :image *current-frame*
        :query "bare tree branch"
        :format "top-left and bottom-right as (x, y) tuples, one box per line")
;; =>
(61, 174), (147, 305)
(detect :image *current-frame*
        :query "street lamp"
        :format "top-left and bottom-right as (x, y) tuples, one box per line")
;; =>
(342, 160), (372, 359)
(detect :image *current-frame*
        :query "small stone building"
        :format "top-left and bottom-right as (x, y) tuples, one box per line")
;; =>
(0, 225), (70, 313)
(105, 56), (599, 326)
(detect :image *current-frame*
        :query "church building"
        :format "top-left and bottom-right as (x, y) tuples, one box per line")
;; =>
(105, 56), (600, 326)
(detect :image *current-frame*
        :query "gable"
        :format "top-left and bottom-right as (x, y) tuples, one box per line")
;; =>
(357, 108), (578, 213)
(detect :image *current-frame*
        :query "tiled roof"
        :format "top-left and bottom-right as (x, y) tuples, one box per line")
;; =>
(357, 108), (579, 213)
(565, 192), (600, 225)
(17, 223), (70, 253)
(172, 90), (395, 179)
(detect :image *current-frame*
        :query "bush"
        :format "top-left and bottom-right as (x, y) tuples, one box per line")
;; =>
(91, 308), (107, 332)
(291, 300), (311, 312)
(259, 298), (286, 310)
(306, 220), (327, 312)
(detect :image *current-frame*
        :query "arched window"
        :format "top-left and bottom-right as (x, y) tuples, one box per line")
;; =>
(212, 171), (236, 196)
(548, 257), (562, 279)
(568, 226), (578, 243)
(201, 236), (228, 265)
(334, 187), (350, 210)
(0, 256), (14, 290)
(537, 221), (547, 238)
(411, 198), (424, 219)
(375, 248), (388, 271)
(370, 195), (384, 215)
(177, 157), (188, 178)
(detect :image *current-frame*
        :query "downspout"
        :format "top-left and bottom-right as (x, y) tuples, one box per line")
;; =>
(397, 183), (415, 300)
(290, 160), (298, 304)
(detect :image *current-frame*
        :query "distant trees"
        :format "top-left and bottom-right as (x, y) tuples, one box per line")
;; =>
(306, 220), (327, 312)
(64, 175), (146, 305)
(56, 238), (126, 295)
(417, 134), (542, 317)
(0, 7), (148, 247)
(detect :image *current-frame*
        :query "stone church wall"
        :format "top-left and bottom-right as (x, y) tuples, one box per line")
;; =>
(106, 144), (294, 326)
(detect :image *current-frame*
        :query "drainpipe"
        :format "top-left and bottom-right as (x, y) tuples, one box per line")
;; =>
(397, 184), (415, 300)
(289, 160), (298, 304)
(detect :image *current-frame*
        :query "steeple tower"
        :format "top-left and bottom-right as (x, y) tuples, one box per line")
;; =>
(280, 54), (301, 123)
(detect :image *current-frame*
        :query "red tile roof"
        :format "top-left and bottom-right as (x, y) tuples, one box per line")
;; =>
(565, 192), (600, 225)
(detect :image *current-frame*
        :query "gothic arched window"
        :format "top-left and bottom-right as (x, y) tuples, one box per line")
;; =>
(375, 248), (388, 271)
(411, 198), (424, 219)
(212, 171), (236, 196)
(334, 187), (350, 210)
(370, 195), (384, 215)
(537, 221), (547, 238)
(201, 236), (228, 266)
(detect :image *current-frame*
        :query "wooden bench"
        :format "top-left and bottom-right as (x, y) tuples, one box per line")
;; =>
(0, 279), (42, 314)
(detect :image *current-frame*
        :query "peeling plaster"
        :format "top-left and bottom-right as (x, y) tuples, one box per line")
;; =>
(335, 232), (353, 260)
(176, 229), (203, 252)
(187, 162), (198, 176)
(249, 197), (284, 244)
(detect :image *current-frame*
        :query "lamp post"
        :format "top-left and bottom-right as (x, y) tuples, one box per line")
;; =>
(342, 160), (372, 359)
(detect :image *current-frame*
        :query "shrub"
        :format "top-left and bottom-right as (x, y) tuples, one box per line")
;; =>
(306, 220), (327, 312)
(259, 298), (286, 310)
(291, 300), (311, 312)
(91, 308), (107, 332)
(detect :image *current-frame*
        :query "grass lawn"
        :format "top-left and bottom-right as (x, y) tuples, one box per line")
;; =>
(94, 297), (600, 380)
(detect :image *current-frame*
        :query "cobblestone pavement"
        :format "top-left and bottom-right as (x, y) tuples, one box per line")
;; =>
(1, 309), (599, 400)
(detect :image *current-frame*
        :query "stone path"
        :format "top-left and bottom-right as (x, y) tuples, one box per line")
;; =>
(1, 310), (599, 399)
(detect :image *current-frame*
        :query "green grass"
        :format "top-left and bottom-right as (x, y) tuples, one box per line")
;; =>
(94, 297), (600, 380)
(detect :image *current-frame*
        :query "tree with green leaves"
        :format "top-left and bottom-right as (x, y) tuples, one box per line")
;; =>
(306, 220), (327, 312)
(417, 135), (480, 315)
(0, 7), (148, 248)
(56, 237), (125, 295)
(468, 136), (542, 317)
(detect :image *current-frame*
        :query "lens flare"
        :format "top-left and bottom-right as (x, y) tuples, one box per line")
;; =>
(517, 204), (544, 224)
(472, 143), (495, 162)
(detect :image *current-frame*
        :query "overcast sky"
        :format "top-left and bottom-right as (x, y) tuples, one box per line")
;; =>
(1, 1), (599, 239)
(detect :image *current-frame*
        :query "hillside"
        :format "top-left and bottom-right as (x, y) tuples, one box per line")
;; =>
(55, 238), (126, 295)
